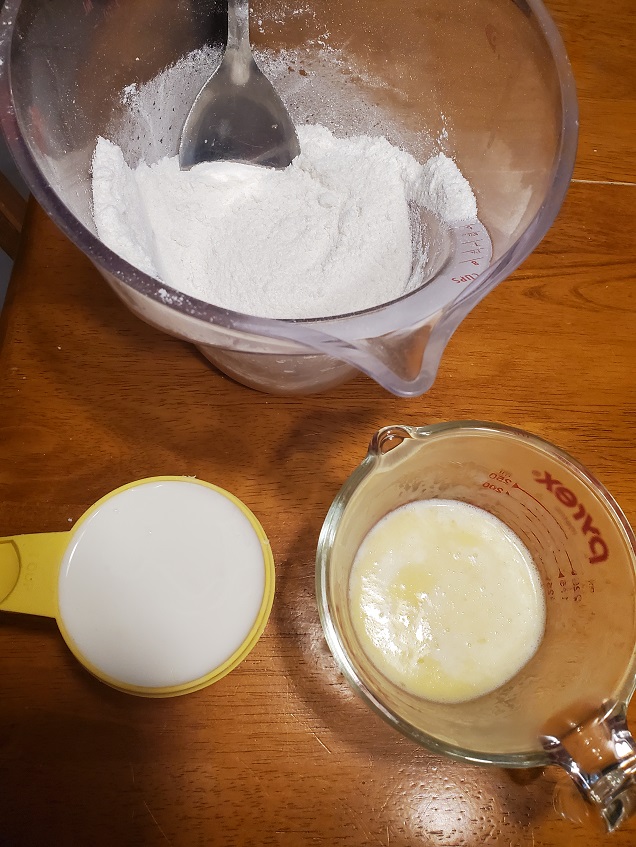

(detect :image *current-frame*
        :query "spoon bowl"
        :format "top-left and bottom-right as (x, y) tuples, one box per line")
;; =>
(179, 0), (300, 170)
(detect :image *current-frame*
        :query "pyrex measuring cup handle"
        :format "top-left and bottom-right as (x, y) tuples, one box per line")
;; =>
(543, 704), (636, 832)
(0, 532), (68, 618)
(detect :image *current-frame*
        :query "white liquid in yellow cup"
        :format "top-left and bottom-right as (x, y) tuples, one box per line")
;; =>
(0, 477), (275, 697)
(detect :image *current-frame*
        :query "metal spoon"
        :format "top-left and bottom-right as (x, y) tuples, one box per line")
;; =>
(179, 0), (300, 170)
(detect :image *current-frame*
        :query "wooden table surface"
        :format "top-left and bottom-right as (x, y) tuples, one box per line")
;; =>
(1, 1), (635, 844)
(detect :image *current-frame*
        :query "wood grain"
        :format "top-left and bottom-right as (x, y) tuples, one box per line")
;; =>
(1, 0), (635, 845)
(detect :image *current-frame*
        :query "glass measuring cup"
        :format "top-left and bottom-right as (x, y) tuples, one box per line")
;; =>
(316, 422), (636, 831)
(0, 477), (275, 697)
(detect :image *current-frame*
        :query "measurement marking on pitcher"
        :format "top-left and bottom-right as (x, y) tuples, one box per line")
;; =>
(484, 471), (560, 526)
(510, 481), (553, 515)
(481, 467), (608, 568)
(546, 571), (592, 603)
(450, 221), (492, 283)
(531, 469), (610, 565)
(483, 468), (579, 595)
(458, 223), (489, 268)
(565, 550), (577, 577)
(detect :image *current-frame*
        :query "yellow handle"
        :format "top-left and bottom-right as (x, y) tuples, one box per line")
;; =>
(0, 532), (69, 618)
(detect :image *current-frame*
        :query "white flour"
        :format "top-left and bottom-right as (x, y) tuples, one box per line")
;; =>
(92, 124), (477, 319)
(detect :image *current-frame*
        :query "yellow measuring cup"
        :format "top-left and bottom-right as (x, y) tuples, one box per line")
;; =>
(0, 477), (275, 697)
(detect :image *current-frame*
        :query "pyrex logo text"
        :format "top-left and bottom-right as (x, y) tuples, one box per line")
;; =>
(533, 470), (609, 564)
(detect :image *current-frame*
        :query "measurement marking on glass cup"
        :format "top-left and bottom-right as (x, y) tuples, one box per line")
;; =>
(546, 575), (590, 603)
(483, 471), (565, 539)
(511, 481), (552, 515)
(506, 479), (606, 568)
(483, 470), (586, 599)
(532, 469), (609, 564)
(484, 470), (560, 523)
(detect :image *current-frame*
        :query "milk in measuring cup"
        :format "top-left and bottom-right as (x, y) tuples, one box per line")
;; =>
(349, 499), (545, 703)
(58, 480), (267, 689)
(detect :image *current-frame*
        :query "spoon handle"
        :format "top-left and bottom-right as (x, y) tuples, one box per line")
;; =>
(227, 0), (251, 51)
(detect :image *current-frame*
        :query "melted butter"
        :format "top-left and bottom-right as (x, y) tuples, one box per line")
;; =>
(349, 499), (545, 703)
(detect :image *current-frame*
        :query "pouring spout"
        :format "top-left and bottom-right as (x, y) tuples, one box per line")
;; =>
(336, 323), (436, 396)
(258, 217), (495, 396)
(279, 303), (471, 397)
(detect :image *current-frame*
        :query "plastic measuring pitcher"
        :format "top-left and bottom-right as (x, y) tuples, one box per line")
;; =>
(0, 477), (275, 697)
(0, 0), (578, 396)
(317, 422), (636, 832)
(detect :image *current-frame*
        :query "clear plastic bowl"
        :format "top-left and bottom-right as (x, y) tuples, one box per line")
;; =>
(0, 0), (578, 396)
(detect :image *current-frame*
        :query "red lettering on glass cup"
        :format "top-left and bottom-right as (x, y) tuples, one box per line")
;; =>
(533, 470), (609, 564)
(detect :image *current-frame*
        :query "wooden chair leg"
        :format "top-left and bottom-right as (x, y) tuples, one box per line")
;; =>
(0, 170), (27, 260)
